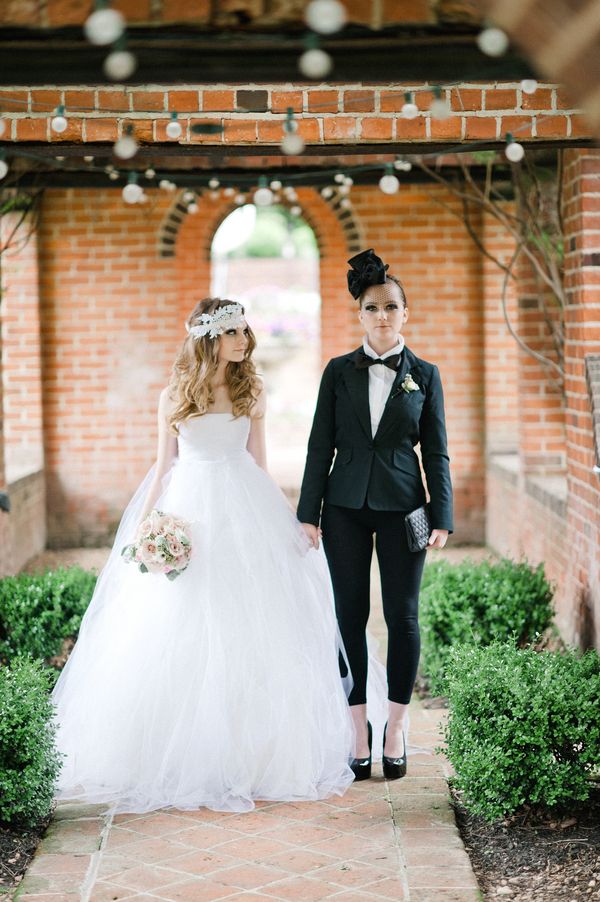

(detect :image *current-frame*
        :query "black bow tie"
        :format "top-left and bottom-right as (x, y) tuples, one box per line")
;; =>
(355, 351), (401, 371)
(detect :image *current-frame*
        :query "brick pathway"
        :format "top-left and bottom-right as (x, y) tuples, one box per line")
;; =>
(15, 545), (490, 901)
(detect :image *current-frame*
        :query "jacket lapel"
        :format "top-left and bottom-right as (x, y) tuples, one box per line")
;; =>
(374, 346), (420, 441)
(342, 350), (372, 440)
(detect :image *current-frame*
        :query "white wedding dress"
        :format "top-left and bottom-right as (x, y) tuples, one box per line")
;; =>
(51, 413), (387, 814)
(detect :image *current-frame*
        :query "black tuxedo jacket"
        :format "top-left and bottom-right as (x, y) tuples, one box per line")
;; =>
(297, 345), (453, 532)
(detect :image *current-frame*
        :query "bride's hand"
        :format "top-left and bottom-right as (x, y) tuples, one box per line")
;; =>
(301, 523), (322, 549)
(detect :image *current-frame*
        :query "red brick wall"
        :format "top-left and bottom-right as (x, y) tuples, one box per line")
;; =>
(0, 82), (592, 149)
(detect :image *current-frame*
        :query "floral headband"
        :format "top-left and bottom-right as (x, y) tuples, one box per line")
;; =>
(186, 303), (245, 340)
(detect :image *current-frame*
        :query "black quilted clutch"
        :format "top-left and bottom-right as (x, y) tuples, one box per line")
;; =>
(404, 504), (432, 552)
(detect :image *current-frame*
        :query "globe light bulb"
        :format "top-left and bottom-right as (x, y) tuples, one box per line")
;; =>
(210, 191), (219, 200)
(305, 0), (346, 34)
(401, 101), (418, 119)
(0, 159), (8, 180)
(234, 193), (246, 205)
(254, 186), (273, 206)
(270, 179), (282, 190)
(103, 50), (137, 81)
(321, 186), (334, 198)
(340, 197), (351, 208)
(298, 48), (332, 79)
(477, 26), (509, 57)
(113, 134), (138, 159)
(379, 173), (400, 194)
(281, 132), (305, 155)
(343, 176), (353, 185)
(290, 205), (302, 216)
(187, 202), (199, 213)
(208, 177), (220, 189)
(338, 184), (350, 196)
(84, 8), (126, 45)
(122, 181), (143, 203)
(108, 170), (119, 180)
(51, 112), (68, 133)
(166, 118), (183, 139)
(505, 140), (525, 162)
(521, 79), (538, 95)
(430, 98), (451, 120)
(145, 168), (155, 178)
(183, 190), (196, 203)
(223, 187), (235, 196)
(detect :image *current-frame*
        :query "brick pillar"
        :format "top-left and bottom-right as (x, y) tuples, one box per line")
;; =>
(561, 148), (600, 648)
(514, 180), (566, 475)
(0, 281), (7, 573)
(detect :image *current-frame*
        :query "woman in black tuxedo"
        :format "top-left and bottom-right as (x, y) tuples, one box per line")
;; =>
(297, 249), (453, 780)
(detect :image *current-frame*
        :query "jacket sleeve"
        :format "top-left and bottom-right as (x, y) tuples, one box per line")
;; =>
(419, 365), (454, 533)
(296, 360), (336, 526)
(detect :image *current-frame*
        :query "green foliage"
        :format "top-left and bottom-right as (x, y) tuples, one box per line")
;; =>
(0, 657), (63, 826)
(444, 642), (600, 821)
(420, 558), (554, 692)
(0, 567), (96, 665)
(229, 205), (317, 259)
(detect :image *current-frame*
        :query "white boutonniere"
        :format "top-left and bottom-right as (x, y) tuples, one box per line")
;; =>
(401, 372), (420, 393)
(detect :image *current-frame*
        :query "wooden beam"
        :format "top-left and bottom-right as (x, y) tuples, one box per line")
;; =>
(0, 26), (536, 85)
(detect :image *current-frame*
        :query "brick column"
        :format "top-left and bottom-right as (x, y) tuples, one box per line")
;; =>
(561, 149), (600, 647)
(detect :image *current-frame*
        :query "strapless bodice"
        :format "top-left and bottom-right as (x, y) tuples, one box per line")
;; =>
(177, 413), (251, 463)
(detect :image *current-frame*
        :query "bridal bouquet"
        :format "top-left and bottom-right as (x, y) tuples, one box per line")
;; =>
(122, 509), (192, 580)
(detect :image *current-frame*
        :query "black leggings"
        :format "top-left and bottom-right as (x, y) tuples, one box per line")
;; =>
(321, 501), (427, 706)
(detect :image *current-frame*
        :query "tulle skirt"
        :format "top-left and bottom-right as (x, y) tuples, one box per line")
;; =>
(51, 451), (386, 814)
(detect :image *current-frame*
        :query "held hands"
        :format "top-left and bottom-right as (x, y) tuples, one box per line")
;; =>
(428, 528), (449, 549)
(301, 523), (322, 549)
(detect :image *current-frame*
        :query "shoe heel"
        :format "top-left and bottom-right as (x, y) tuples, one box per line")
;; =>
(350, 720), (372, 781)
(382, 721), (407, 781)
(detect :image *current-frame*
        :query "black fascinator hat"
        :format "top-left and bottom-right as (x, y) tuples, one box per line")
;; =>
(347, 248), (389, 300)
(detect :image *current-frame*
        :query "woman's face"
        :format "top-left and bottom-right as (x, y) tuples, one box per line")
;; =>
(358, 283), (408, 344)
(217, 322), (250, 363)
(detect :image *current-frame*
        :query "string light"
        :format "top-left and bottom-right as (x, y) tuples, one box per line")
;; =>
(182, 190), (196, 203)
(144, 168), (155, 178)
(108, 170), (119, 180)
(208, 177), (220, 189)
(122, 172), (143, 203)
(304, 0), (347, 34)
(166, 112), (183, 139)
(430, 86), (450, 121)
(290, 204), (302, 216)
(83, 155), (94, 162)
(234, 193), (246, 205)
(343, 176), (353, 185)
(223, 187), (235, 197)
(269, 179), (282, 190)
(521, 79), (538, 95)
(401, 92), (418, 119)
(340, 197), (351, 208)
(281, 108), (305, 155)
(504, 133), (525, 162)
(84, 5), (126, 46)
(298, 35), (333, 79)
(187, 201), (199, 213)
(254, 176), (274, 206)
(338, 183), (351, 195)
(104, 49), (137, 80)
(394, 159), (412, 171)
(51, 105), (68, 133)
(379, 164), (400, 194)
(321, 186), (334, 198)
(477, 25), (509, 57)
(334, 173), (346, 183)
(0, 153), (8, 180)
(113, 126), (138, 159)
(209, 191), (219, 200)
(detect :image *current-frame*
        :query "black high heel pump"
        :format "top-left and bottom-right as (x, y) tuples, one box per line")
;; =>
(350, 721), (372, 781)
(382, 721), (407, 780)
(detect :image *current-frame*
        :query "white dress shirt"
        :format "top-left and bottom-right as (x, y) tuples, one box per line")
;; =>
(362, 334), (406, 437)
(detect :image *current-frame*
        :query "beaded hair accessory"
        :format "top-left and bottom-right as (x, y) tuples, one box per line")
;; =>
(186, 303), (245, 340)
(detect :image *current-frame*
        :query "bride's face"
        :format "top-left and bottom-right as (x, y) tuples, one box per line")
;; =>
(218, 322), (250, 363)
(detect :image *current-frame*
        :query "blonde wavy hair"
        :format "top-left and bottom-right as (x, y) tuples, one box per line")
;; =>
(168, 298), (260, 434)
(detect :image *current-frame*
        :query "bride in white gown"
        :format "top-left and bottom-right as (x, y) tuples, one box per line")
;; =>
(51, 298), (386, 815)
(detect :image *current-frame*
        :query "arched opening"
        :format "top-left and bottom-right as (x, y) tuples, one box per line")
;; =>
(210, 204), (320, 494)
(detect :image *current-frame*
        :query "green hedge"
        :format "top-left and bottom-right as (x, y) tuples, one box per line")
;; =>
(444, 642), (600, 821)
(0, 657), (63, 826)
(420, 558), (554, 692)
(0, 567), (96, 665)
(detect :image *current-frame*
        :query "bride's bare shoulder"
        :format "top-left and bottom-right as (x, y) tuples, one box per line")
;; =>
(159, 386), (177, 417)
